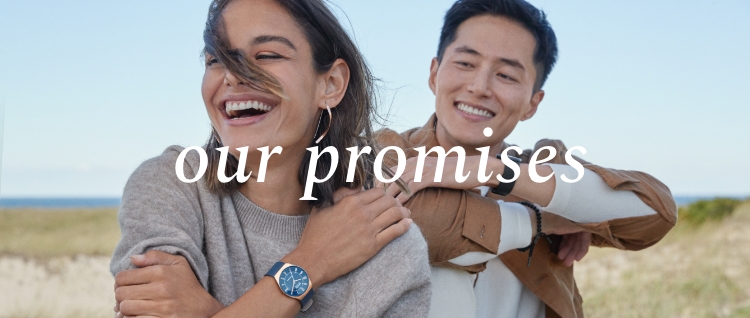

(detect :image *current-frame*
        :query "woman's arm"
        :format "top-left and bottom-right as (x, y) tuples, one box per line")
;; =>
(112, 149), (413, 317)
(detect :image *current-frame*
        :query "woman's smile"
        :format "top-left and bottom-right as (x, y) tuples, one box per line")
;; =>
(219, 94), (280, 126)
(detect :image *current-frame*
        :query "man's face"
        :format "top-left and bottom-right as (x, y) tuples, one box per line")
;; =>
(430, 14), (545, 151)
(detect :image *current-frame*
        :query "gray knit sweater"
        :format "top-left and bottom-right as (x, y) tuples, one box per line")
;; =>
(110, 146), (431, 317)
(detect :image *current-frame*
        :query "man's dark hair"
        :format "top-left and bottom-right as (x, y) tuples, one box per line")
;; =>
(437, 0), (558, 92)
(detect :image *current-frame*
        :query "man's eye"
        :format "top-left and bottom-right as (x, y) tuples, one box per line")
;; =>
(498, 73), (517, 82)
(455, 61), (472, 68)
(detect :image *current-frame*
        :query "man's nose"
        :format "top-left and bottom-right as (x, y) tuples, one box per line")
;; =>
(466, 68), (492, 98)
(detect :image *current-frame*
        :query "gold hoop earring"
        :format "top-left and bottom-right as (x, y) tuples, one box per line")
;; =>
(314, 104), (333, 144)
(212, 128), (223, 146)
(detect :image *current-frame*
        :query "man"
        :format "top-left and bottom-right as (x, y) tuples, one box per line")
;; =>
(375, 0), (677, 317)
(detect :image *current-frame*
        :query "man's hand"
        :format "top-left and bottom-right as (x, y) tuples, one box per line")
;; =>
(540, 212), (591, 266)
(557, 232), (591, 267)
(114, 250), (224, 318)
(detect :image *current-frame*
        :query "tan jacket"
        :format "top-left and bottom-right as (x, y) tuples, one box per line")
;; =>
(375, 115), (677, 318)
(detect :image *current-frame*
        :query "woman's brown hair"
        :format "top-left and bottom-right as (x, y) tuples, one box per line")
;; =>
(202, 0), (401, 207)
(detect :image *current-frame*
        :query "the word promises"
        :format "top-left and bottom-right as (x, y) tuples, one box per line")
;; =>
(175, 145), (586, 200)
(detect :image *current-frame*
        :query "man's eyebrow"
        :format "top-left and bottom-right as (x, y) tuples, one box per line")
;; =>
(251, 35), (296, 50)
(498, 58), (525, 71)
(454, 45), (481, 56)
(455, 45), (525, 70)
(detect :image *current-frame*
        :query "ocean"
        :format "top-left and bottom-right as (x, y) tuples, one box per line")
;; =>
(0, 197), (121, 208)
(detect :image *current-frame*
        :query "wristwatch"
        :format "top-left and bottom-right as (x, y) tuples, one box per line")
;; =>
(264, 262), (315, 312)
(491, 154), (522, 196)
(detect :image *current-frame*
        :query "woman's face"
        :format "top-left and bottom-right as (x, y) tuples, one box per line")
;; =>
(202, 0), (325, 160)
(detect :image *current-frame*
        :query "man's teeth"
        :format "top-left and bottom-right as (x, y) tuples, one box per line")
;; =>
(457, 103), (493, 118)
(225, 100), (272, 113)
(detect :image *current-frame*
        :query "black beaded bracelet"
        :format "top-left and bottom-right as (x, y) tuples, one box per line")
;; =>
(516, 201), (552, 267)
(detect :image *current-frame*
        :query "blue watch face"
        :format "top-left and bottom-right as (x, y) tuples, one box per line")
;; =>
(279, 266), (309, 297)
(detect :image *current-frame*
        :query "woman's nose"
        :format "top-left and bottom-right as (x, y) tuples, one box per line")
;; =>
(223, 70), (243, 87)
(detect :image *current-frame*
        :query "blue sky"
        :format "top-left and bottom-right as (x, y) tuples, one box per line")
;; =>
(1, 0), (748, 197)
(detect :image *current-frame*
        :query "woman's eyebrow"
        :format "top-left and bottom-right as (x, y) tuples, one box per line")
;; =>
(251, 35), (297, 50)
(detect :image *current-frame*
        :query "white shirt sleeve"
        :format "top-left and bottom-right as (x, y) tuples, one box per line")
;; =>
(448, 165), (658, 266)
(449, 199), (533, 266)
(542, 164), (657, 223)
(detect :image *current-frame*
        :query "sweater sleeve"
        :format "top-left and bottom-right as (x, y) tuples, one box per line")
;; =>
(109, 146), (210, 289)
(353, 224), (432, 318)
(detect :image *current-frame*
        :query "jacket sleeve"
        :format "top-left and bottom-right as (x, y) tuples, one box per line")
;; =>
(531, 139), (678, 250)
(375, 129), (502, 273)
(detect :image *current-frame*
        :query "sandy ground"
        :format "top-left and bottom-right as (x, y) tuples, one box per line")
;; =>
(2, 204), (748, 317)
(0, 255), (114, 318)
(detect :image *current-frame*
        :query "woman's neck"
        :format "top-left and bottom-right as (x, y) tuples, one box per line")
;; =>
(238, 153), (311, 216)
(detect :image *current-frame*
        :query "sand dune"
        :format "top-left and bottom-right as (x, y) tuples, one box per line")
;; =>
(0, 255), (114, 318)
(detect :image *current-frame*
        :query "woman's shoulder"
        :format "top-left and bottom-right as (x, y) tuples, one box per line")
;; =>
(359, 223), (429, 274)
(122, 145), (214, 209)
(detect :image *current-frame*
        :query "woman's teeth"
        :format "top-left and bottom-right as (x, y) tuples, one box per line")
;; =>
(225, 100), (272, 118)
(457, 103), (494, 118)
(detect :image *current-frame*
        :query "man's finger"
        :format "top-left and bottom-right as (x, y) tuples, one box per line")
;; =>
(557, 234), (573, 261)
(574, 232), (591, 262)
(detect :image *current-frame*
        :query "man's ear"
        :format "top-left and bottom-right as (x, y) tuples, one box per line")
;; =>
(428, 58), (439, 95)
(320, 58), (350, 109)
(521, 90), (544, 121)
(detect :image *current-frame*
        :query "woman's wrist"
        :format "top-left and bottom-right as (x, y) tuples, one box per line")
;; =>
(282, 249), (328, 290)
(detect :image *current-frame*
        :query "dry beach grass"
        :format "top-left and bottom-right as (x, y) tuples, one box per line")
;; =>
(1, 201), (749, 317)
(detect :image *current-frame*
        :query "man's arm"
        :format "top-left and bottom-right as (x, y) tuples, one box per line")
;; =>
(376, 130), (676, 271)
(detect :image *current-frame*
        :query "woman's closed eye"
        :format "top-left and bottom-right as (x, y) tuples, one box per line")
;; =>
(256, 52), (284, 60)
(205, 57), (220, 67)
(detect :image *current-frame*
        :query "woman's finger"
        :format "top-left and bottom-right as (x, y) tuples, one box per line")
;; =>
(115, 283), (159, 303)
(372, 207), (410, 232)
(115, 267), (157, 288)
(375, 218), (413, 248)
(385, 182), (402, 198)
(351, 186), (387, 206)
(118, 299), (157, 317)
(363, 193), (399, 221)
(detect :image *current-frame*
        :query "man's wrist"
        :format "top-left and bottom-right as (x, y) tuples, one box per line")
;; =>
(485, 156), (505, 188)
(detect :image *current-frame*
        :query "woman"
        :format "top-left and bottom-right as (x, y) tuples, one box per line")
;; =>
(110, 0), (431, 316)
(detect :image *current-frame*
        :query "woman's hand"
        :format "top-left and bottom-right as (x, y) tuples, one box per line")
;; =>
(283, 187), (412, 287)
(114, 250), (224, 318)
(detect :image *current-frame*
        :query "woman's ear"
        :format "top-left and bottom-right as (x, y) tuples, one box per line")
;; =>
(320, 58), (350, 109)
